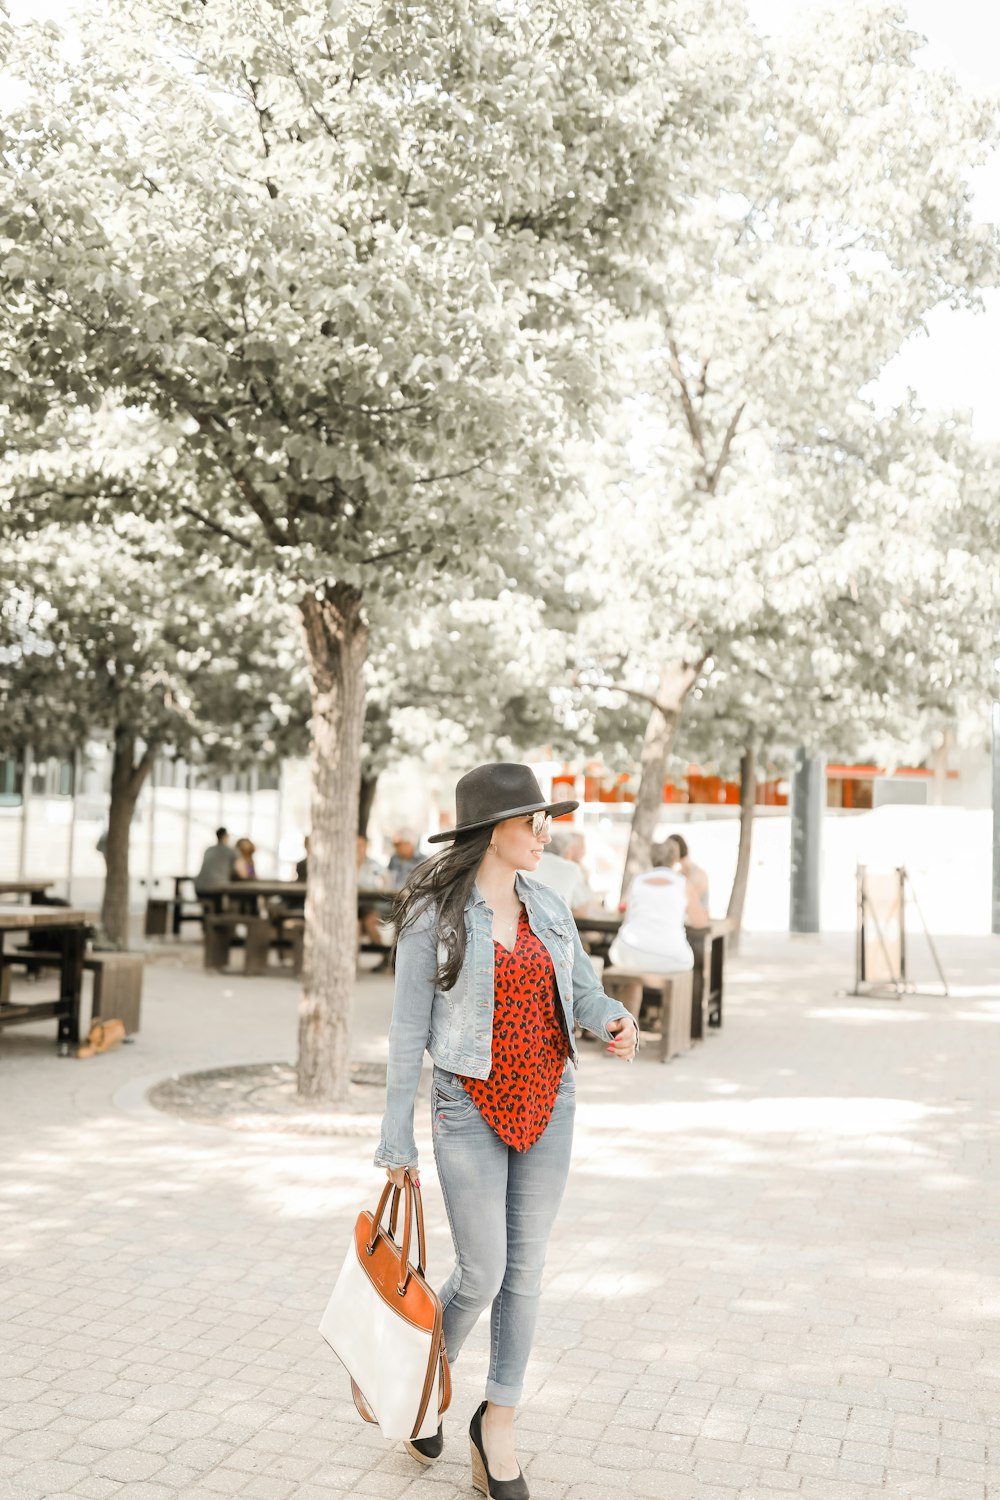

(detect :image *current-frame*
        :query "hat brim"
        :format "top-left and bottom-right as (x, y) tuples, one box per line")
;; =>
(427, 799), (579, 843)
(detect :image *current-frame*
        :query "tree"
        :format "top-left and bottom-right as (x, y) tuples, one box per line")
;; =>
(0, 0), (720, 1096)
(0, 498), (309, 947)
(663, 405), (1000, 937)
(568, 3), (1000, 894)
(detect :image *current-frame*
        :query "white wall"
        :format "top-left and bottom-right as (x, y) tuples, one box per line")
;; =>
(579, 805), (993, 938)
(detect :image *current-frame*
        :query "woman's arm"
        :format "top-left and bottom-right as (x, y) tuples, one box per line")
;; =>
(568, 921), (639, 1052)
(373, 910), (437, 1170)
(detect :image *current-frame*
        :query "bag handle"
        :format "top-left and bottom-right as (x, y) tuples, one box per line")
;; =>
(366, 1179), (396, 1255)
(368, 1173), (428, 1293)
(395, 1172), (429, 1292)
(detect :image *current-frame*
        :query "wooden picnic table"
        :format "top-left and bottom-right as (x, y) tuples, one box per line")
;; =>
(0, 904), (87, 1054)
(202, 881), (394, 912)
(201, 880), (308, 915)
(199, 882), (395, 973)
(687, 917), (733, 1034)
(0, 881), (54, 904)
(573, 913), (621, 964)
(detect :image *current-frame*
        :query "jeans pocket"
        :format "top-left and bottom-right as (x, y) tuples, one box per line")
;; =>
(432, 1078), (477, 1121)
(556, 1067), (576, 1099)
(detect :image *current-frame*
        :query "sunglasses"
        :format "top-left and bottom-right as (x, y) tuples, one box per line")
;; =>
(525, 812), (553, 838)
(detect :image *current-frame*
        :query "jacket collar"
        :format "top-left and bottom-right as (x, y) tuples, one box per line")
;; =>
(468, 872), (557, 916)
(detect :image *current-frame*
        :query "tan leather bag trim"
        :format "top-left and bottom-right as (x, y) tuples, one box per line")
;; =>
(351, 1378), (376, 1424)
(353, 1217), (439, 1332)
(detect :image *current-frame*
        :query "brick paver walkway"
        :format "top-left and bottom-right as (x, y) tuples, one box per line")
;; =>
(1, 933), (999, 1500)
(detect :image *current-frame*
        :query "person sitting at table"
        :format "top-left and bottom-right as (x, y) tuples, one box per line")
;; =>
(296, 835), (310, 883)
(194, 828), (237, 896)
(565, 830), (603, 917)
(608, 842), (693, 974)
(357, 833), (385, 890)
(357, 835), (387, 947)
(386, 828), (426, 891)
(358, 834), (392, 972)
(665, 832), (711, 931)
(232, 838), (257, 881)
(534, 827), (591, 915)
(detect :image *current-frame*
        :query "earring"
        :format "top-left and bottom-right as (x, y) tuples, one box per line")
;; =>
(488, 842), (498, 853)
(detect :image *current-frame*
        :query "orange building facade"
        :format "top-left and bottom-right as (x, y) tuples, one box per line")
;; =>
(549, 762), (955, 813)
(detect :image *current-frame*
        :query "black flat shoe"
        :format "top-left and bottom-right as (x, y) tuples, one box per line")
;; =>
(403, 1422), (443, 1465)
(469, 1401), (529, 1500)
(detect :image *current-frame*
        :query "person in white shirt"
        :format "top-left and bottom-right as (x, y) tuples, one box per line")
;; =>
(534, 828), (591, 914)
(609, 842), (694, 973)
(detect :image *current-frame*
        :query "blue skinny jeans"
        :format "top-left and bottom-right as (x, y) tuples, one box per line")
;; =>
(430, 1062), (576, 1407)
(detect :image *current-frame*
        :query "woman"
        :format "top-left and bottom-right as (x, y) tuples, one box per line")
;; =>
(608, 840), (694, 974)
(375, 763), (638, 1500)
(231, 837), (257, 881)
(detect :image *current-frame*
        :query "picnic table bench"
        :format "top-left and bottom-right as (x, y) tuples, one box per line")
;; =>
(0, 905), (87, 1054)
(197, 882), (395, 975)
(144, 876), (206, 939)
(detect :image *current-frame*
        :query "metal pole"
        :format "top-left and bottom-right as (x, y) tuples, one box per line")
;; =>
(789, 748), (824, 934)
(184, 762), (193, 876)
(992, 698), (1000, 937)
(65, 750), (79, 903)
(16, 747), (32, 881)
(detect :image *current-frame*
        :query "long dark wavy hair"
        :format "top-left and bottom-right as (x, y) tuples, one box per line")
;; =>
(391, 824), (495, 990)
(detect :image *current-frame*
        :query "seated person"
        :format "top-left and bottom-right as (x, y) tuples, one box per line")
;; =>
(232, 838), (257, 880)
(356, 833), (386, 891)
(386, 829), (425, 891)
(535, 827), (592, 915)
(609, 842), (694, 974)
(358, 834), (392, 972)
(666, 832), (710, 930)
(296, 835), (310, 883)
(194, 827), (236, 896)
(562, 829), (600, 915)
(356, 835), (388, 948)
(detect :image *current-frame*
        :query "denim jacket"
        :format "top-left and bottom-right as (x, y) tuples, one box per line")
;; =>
(374, 873), (635, 1169)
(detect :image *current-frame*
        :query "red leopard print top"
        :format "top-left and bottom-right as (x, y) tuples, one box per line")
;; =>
(457, 906), (569, 1151)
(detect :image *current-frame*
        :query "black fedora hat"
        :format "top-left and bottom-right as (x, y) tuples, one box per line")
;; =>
(427, 763), (578, 843)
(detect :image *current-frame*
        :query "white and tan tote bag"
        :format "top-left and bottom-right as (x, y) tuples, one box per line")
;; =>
(319, 1172), (451, 1442)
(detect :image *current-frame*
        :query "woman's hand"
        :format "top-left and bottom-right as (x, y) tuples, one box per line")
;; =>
(385, 1166), (419, 1190)
(606, 1015), (639, 1062)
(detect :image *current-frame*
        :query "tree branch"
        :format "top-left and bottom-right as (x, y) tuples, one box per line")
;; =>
(667, 336), (705, 461)
(359, 544), (423, 565)
(241, 67), (280, 201)
(178, 503), (253, 551)
(707, 402), (746, 493)
(192, 418), (287, 548)
(579, 663), (710, 718)
(414, 458), (489, 486)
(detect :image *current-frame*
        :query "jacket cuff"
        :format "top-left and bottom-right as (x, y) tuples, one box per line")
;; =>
(604, 1004), (641, 1048)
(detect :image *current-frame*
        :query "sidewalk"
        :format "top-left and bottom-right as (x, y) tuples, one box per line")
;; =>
(1, 933), (999, 1500)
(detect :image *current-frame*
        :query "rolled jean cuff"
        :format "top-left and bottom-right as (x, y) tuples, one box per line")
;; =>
(483, 1378), (522, 1406)
(373, 1149), (417, 1169)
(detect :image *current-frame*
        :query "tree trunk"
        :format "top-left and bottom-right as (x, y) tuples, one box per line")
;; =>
(358, 771), (378, 838)
(99, 727), (155, 949)
(726, 744), (756, 952)
(620, 659), (704, 900)
(298, 584), (369, 1102)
